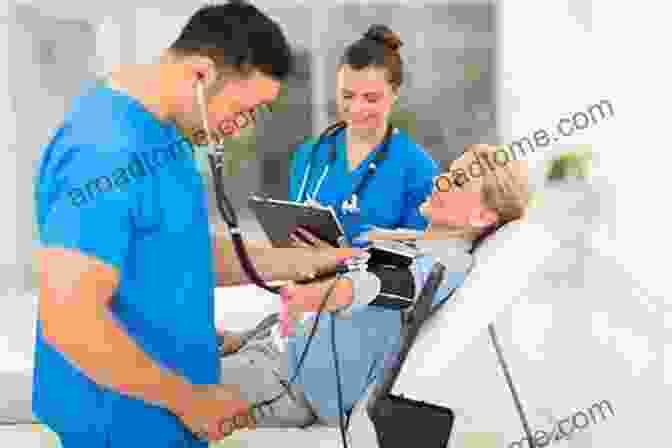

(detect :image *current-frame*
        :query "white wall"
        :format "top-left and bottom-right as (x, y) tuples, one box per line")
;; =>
(94, 10), (135, 76)
(1, 1), (97, 295)
(589, 0), (672, 301)
(0, 1), (20, 297)
(494, 2), (671, 447)
(497, 0), (601, 187)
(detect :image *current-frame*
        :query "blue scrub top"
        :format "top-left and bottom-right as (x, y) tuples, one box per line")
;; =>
(288, 127), (439, 242)
(32, 82), (216, 447)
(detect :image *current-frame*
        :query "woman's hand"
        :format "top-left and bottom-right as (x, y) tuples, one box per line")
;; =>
(281, 278), (354, 315)
(289, 227), (335, 250)
(278, 276), (355, 337)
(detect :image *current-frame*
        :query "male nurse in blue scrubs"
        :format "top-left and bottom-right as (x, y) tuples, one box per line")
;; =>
(32, 3), (355, 446)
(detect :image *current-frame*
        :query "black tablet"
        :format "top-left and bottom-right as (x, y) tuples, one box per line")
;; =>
(248, 195), (346, 248)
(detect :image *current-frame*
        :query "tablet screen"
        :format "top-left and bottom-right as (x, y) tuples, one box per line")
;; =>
(248, 196), (345, 248)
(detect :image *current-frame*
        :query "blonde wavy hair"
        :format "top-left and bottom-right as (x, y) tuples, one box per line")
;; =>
(473, 143), (529, 224)
(430, 143), (530, 242)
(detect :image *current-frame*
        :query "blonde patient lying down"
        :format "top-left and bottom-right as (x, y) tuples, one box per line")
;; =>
(217, 144), (529, 429)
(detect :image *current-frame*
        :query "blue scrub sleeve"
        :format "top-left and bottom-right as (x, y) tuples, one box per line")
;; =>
(398, 158), (439, 230)
(39, 146), (136, 273)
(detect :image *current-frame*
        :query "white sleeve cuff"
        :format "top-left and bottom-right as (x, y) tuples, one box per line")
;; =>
(334, 271), (382, 319)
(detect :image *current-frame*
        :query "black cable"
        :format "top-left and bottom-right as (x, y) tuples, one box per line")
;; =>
(208, 153), (280, 294)
(330, 312), (349, 448)
(488, 323), (535, 446)
(207, 143), (355, 445)
(209, 153), (344, 291)
(252, 278), (338, 412)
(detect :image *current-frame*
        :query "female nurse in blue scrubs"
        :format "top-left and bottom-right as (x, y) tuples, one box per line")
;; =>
(288, 25), (439, 245)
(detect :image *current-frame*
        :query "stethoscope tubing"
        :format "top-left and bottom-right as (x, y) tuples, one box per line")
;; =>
(296, 161), (331, 203)
(296, 125), (394, 205)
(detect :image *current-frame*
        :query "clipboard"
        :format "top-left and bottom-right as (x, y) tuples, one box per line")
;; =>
(248, 195), (346, 248)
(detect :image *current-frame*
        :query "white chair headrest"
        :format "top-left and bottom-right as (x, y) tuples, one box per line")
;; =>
(393, 218), (561, 393)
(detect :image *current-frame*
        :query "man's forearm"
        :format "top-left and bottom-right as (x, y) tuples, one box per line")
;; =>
(212, 233), (354, 287)
(42, 302), (192, 415)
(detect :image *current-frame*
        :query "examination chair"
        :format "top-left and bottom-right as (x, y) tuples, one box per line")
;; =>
(213, 217), (560, 447)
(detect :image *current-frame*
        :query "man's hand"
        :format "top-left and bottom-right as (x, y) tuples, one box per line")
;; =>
(211, 231), (363, 286)
(173, 384), (255, 442)
(216, 330), (244, 355)
(295, 247), (364, 281)
(222, 332), (243, 354)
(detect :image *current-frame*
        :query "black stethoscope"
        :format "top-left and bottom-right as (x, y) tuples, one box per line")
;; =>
(295, 122), (397, 214)
(196, 80), (355, 446)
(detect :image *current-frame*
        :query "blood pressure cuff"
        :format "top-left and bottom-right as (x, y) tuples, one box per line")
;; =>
(335, 265), (415, 319)
(368, 264), (416, 309)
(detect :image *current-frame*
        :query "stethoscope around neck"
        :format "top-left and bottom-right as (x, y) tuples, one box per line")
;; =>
(295, 122), (396, 213)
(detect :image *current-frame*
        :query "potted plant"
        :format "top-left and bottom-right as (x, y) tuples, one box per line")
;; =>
(545, 145), (593, 183)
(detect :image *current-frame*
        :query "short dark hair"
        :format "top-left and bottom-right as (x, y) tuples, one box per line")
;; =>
(170, 1), (293, 81)
(340, 25), (404, 89)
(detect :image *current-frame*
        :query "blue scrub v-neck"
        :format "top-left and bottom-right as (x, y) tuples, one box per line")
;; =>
(314, 129), (387, 238)
(330, 127), (386, 195)
(335, 128), (384, 175)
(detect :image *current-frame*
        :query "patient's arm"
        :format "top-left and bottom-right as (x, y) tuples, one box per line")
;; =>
(359, 228), (423, 242)
(210, 232), (360, 287)
(282, 276), (354, 318)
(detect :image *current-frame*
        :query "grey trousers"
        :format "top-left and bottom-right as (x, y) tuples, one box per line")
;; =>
(219, 333), (319, 428)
